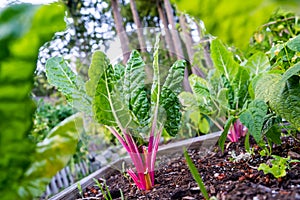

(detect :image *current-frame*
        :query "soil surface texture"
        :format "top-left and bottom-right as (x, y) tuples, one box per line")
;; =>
(77, 134), (300, 200)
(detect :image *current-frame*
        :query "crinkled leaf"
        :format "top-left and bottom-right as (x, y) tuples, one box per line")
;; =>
(46, 57), (91, 113)
(253, 71), (300, 130)
(262, 113), (282, 145)
(232, 66), (250, 108)
(189, 74), (210, 98)
(160, 60), (186, 136)
(211, 39), (239, 80)
(221, 74), (234, 109)
(239, 99), (268, 144)
(287, 34), (300, 52)
(19, 113), (82, 198)
(92, 55), (135, 130)
(270, 76), (300, 130)
(265, 125), (282, 145)
(244, 52), (270, 76)
(252, 72), (282, 102)
(124, 50), (149, 126)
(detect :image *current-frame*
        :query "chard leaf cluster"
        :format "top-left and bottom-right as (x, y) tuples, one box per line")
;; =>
(45, 36), (186, 190)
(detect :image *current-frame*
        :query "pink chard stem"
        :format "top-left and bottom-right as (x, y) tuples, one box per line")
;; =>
(123, 132), (146, 190)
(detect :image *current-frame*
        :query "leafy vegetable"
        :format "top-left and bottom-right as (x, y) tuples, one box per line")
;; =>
(252, 69), (300, 130)
(180, 39), (251, 147)
(46, 57), (92, 114)
(19, 114), (82, 198)
(46, 36), (186, 190)
(90, 37), (185, 190)
(244, 52), (270, 77)
(258, 155), (300, 178)
(239, 99), (268, 144)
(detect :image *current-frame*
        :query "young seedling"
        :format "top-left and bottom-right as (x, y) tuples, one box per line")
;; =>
(77, 183), (83, 198)
(184, 149), (209, 200)
(258, 155), (300, 178)
(93, 178), (113, 200)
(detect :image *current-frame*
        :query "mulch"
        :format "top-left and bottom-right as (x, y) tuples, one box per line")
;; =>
(77, 134), (300, 200)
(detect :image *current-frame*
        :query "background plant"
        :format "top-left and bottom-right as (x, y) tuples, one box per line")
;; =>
(176, 1), (300, 152)
(172, 0), (300, 49)
(179, 39), (253, 147)
(30, 100), (75, 143)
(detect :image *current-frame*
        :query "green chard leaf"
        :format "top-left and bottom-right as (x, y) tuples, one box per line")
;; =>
(211, 39), (239, 81)
(239, 99), (268, 144)
(188, 74), (214, 115)
(221, 74), (234, 109)
(232, 66), (250, 108)
(252, 72), (282, 102)
(85, 51), (110, 97)
(252, 70), (300, 130)
(189, 74), (210, 98)
(45, 57), (91, 113)
(160, 60), (186, 136)
(124, 50), (149, 126)
(92, 55), (135, 129)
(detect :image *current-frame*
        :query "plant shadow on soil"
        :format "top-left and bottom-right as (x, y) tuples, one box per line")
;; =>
(78, 134), (300, 200)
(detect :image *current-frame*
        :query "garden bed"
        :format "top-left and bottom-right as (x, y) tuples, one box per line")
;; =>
(49, 132), (221, 200)
(77, 133), (300, 200)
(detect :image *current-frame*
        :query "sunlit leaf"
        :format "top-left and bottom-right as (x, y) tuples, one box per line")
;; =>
(46, 57), (92, 113)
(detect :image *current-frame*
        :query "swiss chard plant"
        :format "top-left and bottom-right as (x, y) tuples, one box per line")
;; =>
(179, 38), (294, 155)
(179, 39), (252, 147)
(46, 36), (186, 190)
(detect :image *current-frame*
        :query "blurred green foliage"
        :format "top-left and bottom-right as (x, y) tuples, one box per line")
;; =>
(0, 3), (82, 199)
(30, 100), (75, 143)
(172, 0), (300, 49)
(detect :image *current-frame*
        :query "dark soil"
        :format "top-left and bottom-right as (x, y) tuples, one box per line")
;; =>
(78, 134), (300, 200)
